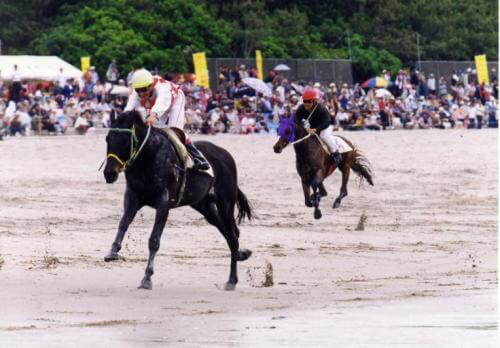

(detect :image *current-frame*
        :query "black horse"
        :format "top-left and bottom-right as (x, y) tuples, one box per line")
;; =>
(103, 111), (252, 290)
(273, 116), (374, 219)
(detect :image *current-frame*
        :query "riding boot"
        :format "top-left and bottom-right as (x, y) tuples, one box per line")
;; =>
(331, 150), (342, 167)
(185, 143), (210, 171)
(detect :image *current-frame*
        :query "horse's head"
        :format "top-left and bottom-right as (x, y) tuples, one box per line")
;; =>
(273, 116), (296, 153)
(104, 110), (146, 183)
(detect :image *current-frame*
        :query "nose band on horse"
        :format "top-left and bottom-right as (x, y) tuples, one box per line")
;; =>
(105, 125), (151, 171)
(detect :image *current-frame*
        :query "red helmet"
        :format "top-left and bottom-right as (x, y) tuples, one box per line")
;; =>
(302, 88), (318, 101)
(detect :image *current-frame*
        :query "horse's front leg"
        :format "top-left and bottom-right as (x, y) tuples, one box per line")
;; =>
(139, 199), (169, 290)
(104, 188), (140, 261)
(301, 180), (313, 207)
(311, 174), (324, 219)
(333, 165), (350, 209)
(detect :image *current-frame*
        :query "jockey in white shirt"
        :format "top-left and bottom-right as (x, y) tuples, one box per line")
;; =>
(125, 68), (209, 170)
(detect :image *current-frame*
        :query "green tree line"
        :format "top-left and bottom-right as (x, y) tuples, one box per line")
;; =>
(0, 0), (497, 79)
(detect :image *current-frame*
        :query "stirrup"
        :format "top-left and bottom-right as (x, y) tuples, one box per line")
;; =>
(191, 159), (210, 171)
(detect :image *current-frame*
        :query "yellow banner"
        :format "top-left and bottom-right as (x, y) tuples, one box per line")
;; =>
(474, 54), (489, 85)
(81, 57), (90, 72)
(256, 50), (263, 80)
(192, 52), (210, 88)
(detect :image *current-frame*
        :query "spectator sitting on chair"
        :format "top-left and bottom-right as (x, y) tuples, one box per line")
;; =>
(0, 113), (5, 140)
(41, 110), (57, 134)
(29, 103), (45, 135)
(9, 112), (26, 136)
(487, 104), (498, 128)
(74, 110), (91, 135)
(54, 108), (69, 134)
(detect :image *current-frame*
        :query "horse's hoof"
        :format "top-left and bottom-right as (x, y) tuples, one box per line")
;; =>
(238, 248), (252, 261)
(305, 200), (313, 208)
(104, 253), (119, 262)
(225, 282), (236, 291)
(138, 278), (152, 290)
(333, 200), (341, 209)
(314, 210), (322, 219)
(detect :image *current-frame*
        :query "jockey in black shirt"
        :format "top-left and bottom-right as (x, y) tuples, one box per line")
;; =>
(294, 88), (342, 166)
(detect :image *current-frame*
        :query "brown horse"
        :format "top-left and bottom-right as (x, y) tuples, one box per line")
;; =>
(273, 116), (374, 219)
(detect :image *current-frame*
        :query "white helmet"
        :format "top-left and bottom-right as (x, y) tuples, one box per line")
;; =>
(131, 68), (153, 89)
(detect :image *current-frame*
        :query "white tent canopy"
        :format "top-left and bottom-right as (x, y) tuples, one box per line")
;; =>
(0, 55), (82, 81)
(109, 85), (131, 96)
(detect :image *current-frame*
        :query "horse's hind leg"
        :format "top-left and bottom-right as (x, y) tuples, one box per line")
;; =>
(228, 216), (251, 262)
(139, 207), (169, 290)
(333, 165), (350, 209)
(192, 196), (244, 290)
(105, 189), (140, 262)
(217, 198), (252, 290)
(319, 183), (328, 197)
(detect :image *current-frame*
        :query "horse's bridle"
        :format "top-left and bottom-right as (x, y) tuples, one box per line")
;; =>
(104, 125), (151, 171)
(290, 104), (319, 145)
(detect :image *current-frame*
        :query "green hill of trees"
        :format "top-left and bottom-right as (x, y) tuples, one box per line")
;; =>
(0, 0), (497, 79)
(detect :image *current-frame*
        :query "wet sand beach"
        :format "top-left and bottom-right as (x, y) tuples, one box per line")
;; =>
(0, 129), (497, 347)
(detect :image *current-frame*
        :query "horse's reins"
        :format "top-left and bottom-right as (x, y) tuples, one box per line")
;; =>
(288, 102), (319, 146)
(100, 125), (189, 208)
(289, 132), (314, 145)
(99, 125), (152, 171)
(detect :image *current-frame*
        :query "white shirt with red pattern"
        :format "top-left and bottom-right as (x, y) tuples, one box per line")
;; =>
(125, 76), (186, 129)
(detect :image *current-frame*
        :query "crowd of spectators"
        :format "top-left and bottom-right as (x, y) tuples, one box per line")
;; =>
(185, 65), (498, 133)
(0, 61), (498, 141)
(0, 63), (123, 139)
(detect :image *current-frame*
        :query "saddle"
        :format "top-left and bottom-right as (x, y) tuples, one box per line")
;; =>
(157, 127), (213, 207)
(158, 127), (194, 169)
(316, 134), (353, 177)
(316, 134), (353, 155)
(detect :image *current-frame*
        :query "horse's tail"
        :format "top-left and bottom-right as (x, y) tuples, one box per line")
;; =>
(351, 150), (374, 186)
(236, 187), (252, 224)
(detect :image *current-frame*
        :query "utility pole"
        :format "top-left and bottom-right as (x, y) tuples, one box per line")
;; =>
(243, 17), (249, 58)
(347, 30), (352, 60)
(416, 33), (421, 71)
(244, 29), (248, 58)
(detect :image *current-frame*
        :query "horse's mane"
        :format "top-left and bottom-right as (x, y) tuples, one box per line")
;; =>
(127, 110), (142, 119)
(115, 111), (171, 138)
(292, 118), (307, 133)
(117, 110), (144, 126)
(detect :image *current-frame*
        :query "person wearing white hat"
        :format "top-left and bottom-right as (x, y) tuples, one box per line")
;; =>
(427, 73), (436, 95)
(89, 66), (99, 84)
(125, 68), (209, 170)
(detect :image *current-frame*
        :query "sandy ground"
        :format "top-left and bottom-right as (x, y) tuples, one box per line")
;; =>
(0, 129), (497, 347)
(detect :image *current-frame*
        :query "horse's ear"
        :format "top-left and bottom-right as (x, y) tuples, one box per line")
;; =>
(110, 109), (116, 124)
